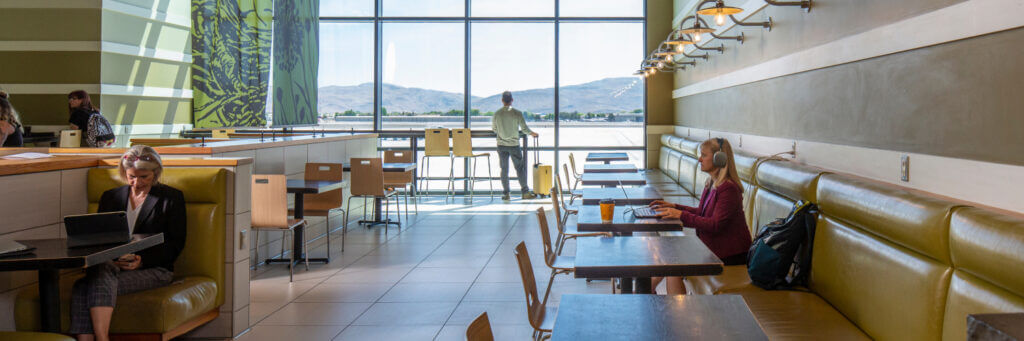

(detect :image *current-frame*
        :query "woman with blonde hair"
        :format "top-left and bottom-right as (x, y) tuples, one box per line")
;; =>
(69, 145), (187, 341)
(649, 138), (751, 294)
(0, 91), (24, 147)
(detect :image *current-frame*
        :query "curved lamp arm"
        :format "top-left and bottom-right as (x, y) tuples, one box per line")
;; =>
(681, 51), (709, 60)
(694, 43), (724, 54)
(730, 15), (772, 30)
(765, 0), (811, 12)
(696, 17), (743, 42)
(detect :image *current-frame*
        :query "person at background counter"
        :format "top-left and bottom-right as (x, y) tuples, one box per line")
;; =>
(68, 90), (115, 147)
(649, 138), (751, 294)
(0, 91), (24, 147)
(69, 146), (186, 341)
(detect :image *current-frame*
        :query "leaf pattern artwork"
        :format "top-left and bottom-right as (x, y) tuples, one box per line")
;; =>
(191, 0), (273, 128)
(272, 0), (318, 126)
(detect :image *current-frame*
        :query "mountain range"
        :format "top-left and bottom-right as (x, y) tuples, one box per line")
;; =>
(317, 77), (643, 114)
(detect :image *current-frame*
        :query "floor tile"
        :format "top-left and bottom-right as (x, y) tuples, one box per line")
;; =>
(379, 282), (472, 302)
(295, 283), (392, 303)
(333, 325), (442, 341)
(259, 302), (372, 326)
(236, 325), (345, 341)
(351, 302), (458, 325)
(400, 267), (482, 283)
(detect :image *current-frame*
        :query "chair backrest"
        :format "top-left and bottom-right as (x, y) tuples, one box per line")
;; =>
(514, 242), (547, 331)
(383, 150), (414, 184)
(452, 128), (474, 157)
(568, 153), (581, 177)
(549, 179), (566, 235)
(211, 129), (234, 138)
(350, 157), (386, 196)
(562, 164), (576, 192)
(303, 163), (344, 211)
(466, 312), (495, 341)
(424, 128), (451, 157)
(59, 130), (81, 147)
(251, 174), (289, 228)
(536, 207), (557, 268)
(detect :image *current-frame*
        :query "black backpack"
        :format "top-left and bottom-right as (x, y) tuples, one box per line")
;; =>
(747, 200), (817, 290)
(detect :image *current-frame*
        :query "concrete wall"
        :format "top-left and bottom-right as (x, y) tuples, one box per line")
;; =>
(667, 0), (1024, 212)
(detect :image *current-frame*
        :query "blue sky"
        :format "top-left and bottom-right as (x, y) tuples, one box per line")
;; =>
(316, 1), (644, 97)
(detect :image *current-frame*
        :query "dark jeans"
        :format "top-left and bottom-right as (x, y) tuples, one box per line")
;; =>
(497, 145), (529, 194)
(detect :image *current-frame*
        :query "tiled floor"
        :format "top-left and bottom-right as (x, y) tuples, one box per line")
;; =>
(237, 196), (611, 341)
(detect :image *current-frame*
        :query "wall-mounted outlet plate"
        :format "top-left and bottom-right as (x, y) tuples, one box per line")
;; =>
(900, 155), (910, 182)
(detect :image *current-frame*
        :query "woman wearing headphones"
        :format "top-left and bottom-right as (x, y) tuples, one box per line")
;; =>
(649, 138), (751, 294)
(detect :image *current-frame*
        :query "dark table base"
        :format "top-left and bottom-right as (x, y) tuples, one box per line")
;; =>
(39, 269), (60, 332)
(359, 198), (402, 228)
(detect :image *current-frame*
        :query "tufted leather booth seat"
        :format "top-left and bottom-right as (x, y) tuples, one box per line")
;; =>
(15, 168), (227, 339)
(685, 159), (827, 296)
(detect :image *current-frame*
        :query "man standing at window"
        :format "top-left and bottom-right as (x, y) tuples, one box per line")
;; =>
(492, 91), (538, 200)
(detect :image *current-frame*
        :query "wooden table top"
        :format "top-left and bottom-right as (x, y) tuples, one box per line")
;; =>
(582, 164), (638, 173)
(341, 162), (417, 172)
(0, 155), (109, 176)
(286, 180), (348, 194)
(586, 152), (629, 162)
(574, 236), (723, 278)
(576, 205), (681, 233)
(581, 186), (662, 205)
(580, 173), (646, 186)
(551, 294), (767, 341)
(0, 234), (163, 271)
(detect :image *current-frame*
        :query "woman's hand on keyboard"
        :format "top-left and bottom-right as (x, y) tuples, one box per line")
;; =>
(654, 207), (682, 220)
(649, 200), (672, 208)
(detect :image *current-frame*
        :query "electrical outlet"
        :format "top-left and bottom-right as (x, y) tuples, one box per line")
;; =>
(900, 155), (910, 182)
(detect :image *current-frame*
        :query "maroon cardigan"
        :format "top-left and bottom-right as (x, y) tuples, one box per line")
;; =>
(677, 180), (751, 261)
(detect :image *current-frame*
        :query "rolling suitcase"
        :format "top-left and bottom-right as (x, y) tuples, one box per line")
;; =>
(531, 136), (552, 197)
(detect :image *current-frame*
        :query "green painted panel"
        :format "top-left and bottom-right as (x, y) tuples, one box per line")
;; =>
(191, 0), (272, 128)
(0, 9), (100, 41)
(272, 0), (318, 126)
(101, 95), (191, 125)
(7, 94), (96, 126)
(101, 53), (191, 89)
(102, 11), (191, 54)
(0, 52), (100, 83)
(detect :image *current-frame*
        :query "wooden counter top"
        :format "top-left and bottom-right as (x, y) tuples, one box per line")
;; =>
(0, 155), (111, 176)
(97, 157), (253, 167)
(10, 133), (377, 156)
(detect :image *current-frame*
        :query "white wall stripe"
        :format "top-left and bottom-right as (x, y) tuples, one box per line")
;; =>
(673, 0), (1024, 98)
(100, 84), (192, 98)
(29, 124), (193, 135)
(0, 84), (191, 98)
(671, 125), (1024, 214)
(0, 84), (101, 94)
(102, 0), (190, 29)
(0, 0), (100, 8)
(101, 41), (192, 63)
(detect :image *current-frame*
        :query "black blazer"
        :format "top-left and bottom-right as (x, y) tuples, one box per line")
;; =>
(98, 184), (187, 272)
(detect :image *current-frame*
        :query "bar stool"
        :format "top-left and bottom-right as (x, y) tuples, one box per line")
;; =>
(384, 150), (417, 219)
(348, 158), (402, 234)
(451, 128), (494, 200)
(250, 174), (308, 282)
(419, 128), (453, 200)
(290, 163), (348, 253)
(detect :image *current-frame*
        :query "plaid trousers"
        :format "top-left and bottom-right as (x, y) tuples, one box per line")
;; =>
(69, 262), (173, 334)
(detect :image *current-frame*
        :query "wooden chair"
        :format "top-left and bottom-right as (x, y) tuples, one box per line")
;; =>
(251, 174), (308, 282)
(550, 187), (610, 255)
(466, 312), (494, 341)
(561, 164), (583, 205)
(567, 153), (583, 189)
(420, 128), (454, 200)
(514, 242), (556, 341)
(452, 128), (494, 200)
(347, 158), (402, 234)
(553, 174), (579, 225)
(535, 207), (578, 305)
(291, 163), (349, 253)
(384, 150), (417, 218)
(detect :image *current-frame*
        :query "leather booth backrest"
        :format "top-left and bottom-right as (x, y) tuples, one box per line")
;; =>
(733, 149), (762, 231)
(750, 160), (827, 236)
(87, 168), (227, 307)
(676, 137), (701, 158)
(664, 149), (681, 182)
(660, 135), (673, 149)
(812, 173), (957, 341)
(677, 155), (698, 196)
(941, 207), (1024, 341)
(658, 146), (670, 173)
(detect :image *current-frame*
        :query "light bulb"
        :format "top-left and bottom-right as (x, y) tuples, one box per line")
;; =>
(675, 45), (683, 52)
(715, 14), (726, 26)
(657, 62), (664, 68)
(664, 55), (672, 62)
(693, 33), (702, 42)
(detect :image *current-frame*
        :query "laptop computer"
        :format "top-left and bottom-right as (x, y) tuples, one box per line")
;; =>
(0, 240), (34, 257)
(618, 181), (660, 219)
(64, 211), (131, 248)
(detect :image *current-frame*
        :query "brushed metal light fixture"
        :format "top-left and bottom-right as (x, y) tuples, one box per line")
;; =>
(766, 0), (811, 12)
(696, 0), (743, 27)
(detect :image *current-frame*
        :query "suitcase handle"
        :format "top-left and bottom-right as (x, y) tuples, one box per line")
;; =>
(532, 135), (540, 167)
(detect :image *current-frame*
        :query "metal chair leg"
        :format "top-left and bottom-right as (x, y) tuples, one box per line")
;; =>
(469, 156), (476, 201)
(403, 188), (409, 222)
(287, 230), (294, 282)
(326, 215), (331, 258)
(447, 156), (455, 201)
(542, 268), (557, 306)
(486, 154), (494, 199)
(303, 223), (309, 271)
(341, 209), (348, 252)
(253, 230), (260, 267)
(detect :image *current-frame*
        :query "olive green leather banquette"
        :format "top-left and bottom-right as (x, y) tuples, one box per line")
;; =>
(685, 159), (827, 296)
(15, 168), (226, 336)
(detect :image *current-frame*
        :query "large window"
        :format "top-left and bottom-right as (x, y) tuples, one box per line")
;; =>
(316, 1), (646, 189)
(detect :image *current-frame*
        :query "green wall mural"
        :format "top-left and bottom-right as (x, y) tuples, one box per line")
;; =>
(272, 0), (318, 126)
(191, 0), (272, 128)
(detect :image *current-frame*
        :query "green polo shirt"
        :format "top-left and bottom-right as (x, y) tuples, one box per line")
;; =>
(491, 106), (534, 147)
